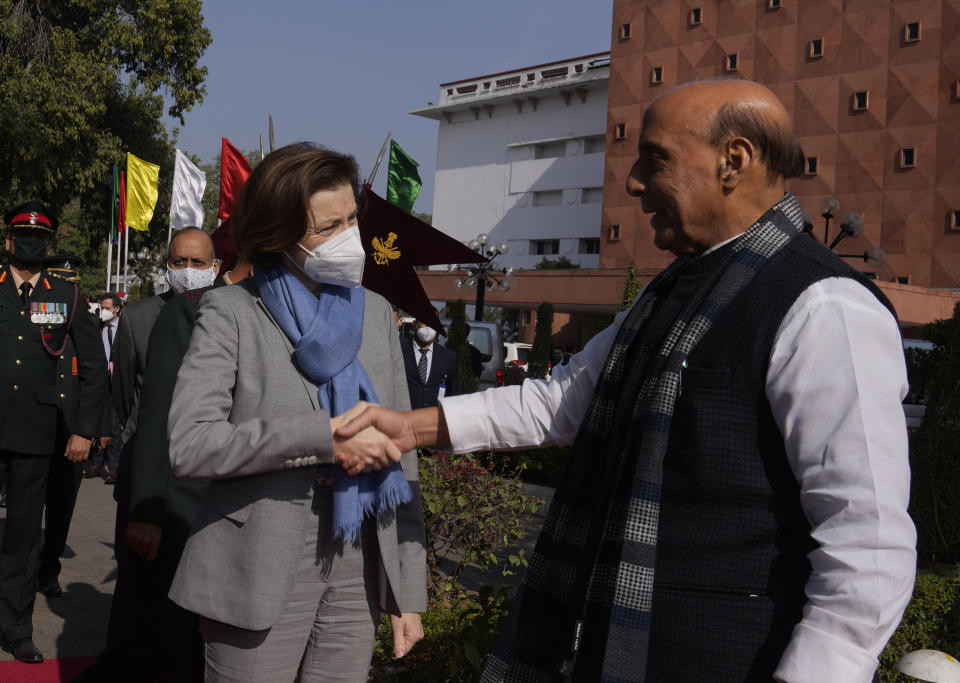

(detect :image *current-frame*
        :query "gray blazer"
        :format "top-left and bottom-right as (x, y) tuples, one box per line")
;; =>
(167, 279), (426, 630)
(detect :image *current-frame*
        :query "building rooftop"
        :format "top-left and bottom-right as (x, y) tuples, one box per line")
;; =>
(411, 52), (610, 121)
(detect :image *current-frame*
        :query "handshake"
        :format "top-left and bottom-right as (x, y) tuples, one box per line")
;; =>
(330, 401), (446, 476)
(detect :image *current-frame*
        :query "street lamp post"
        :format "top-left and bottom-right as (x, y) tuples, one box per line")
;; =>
(802, 197), (887, 270)
(449, 233), (513, 321)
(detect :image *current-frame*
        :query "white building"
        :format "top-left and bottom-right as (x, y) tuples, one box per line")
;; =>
(411, 52), (610, 271)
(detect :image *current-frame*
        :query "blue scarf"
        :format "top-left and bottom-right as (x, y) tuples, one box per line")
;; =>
(254, 263), (411, 542)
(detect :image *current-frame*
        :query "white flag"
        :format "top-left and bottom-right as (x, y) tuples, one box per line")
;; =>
(169, 149), (207, 230)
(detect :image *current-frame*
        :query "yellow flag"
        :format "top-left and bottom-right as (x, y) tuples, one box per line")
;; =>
(125, 152), (160, 231)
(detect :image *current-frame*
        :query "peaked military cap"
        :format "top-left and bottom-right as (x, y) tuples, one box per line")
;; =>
(45, 253), (84, 282)
(3, 201), (59, 234)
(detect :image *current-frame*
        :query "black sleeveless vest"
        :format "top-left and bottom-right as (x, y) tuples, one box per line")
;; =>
(643, 233), (894, 681)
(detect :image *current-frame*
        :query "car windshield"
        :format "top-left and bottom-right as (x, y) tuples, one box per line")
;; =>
(466, 327), (492, 356)
(516, 347), (530, 363)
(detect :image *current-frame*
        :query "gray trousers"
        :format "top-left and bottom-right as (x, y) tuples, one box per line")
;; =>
(200, 486), (381, 683)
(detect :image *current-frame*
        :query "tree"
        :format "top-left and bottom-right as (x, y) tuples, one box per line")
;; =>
(909, 303), (960, 562)
(620, 264), (645, 311)
(446, 300), (475, 395)
(528, 302), (554, 380)
(0, 1), (211, 291)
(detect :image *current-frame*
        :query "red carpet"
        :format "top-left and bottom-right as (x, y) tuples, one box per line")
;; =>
(0, 656), (95, 682)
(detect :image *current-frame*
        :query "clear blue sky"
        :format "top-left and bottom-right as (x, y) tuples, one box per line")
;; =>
(170, 0), (614, 214)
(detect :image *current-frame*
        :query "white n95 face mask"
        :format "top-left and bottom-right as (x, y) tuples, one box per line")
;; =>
(288, 225), (365, 289)
(166, 265), (217, 294)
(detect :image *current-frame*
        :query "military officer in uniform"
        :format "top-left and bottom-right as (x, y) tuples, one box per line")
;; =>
(0, 204), (107, 663)
(38, 255), (112, 598)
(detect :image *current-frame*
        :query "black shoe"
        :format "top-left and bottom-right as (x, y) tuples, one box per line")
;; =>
(2, 637), (43, 663)
(82, 466), (102, 479)
(38, 578), (62, 598)
(103, 470), (117, 485)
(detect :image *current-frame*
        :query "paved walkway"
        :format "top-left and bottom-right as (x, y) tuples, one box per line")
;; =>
(0, 475), (554, 664)
(0, 476), (118, 662)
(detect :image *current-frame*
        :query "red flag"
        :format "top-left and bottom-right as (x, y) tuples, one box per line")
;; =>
(117, 171), (126, 239)
(218, 138), (251, 221)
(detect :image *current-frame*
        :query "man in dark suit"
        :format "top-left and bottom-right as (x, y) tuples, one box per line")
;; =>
(104, 226), (215, 649)
(83, 292), (123, 483)
(400, 320), (458, 409)
(0, 202), (107, 663)
(38, 255), (113, 599)
(79, 227), (218, 682)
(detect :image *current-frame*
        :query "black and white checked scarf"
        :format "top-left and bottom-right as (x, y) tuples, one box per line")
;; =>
(482, 195), (806, 682)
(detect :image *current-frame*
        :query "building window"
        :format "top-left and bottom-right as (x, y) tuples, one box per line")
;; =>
(809, 38), (824, 58)
(578, 238), (601, 254)
(584, 135), (606, 154)
(609, 224), (621, 241)
(615, 122), (626, 140)
(496, 75), (521, 88)
(954, 79), (960, 99)
(581, 187), (604, 204)
(534, 141), (566, 160)
(526, 73), (536, 82)
(725, 53), (739, 72)
(446, 88), (453, 96)
(689, 7), (702, 26)
(899, 147), (916, 169)
(651, 66), (663, 84)
(531, 239), (560, 256)
(905, 21), (921, 43)
(950, 210), (960, 230)
(520, 310), (532, 325)
(804, 156), (819, 175)
(532, 190), (563, 207)
(768, 0), (782, 8)
(853, 90), (869, 111)
(620, 23), (631, 39)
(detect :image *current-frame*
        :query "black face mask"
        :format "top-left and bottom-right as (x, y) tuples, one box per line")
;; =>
(10, 235), (48, 265)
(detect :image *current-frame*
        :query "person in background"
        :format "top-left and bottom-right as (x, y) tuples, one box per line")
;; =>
(77, 228), (220, 682)
(166, 143), (426, 682)
(37, 254), (112, 599)
(84, 292), (123, 483)
(0, 202), (106, 664)
(400, 320), (458, 409)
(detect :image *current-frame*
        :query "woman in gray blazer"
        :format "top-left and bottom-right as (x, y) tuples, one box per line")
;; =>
(166, 143), (426, 682)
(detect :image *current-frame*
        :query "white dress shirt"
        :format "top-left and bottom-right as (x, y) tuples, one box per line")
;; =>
(440, 276), (916, 682)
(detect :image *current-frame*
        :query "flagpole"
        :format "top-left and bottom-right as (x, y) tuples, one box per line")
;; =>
(106, 162), (116, 292)
(115, 233), (121, 293)
(123, 227), (130, 295)
(365, 133), (392, 187)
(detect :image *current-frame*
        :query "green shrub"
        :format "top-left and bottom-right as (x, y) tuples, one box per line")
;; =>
(910, 304), (960, 562)
(879, 565), (960, 681)
(529, 302), (554, 380)
(485, 446), (570, 488)
(620, 264), (644, 312)
(418, 450), (541, 594)
(370, 585), (513, 681)
(447, 300), (476, 395)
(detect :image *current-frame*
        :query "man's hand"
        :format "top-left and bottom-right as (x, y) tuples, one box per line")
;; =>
(64, 434), (92, 462)
(125, 521), (162, 561)
(390, 612), (423, 658)
(98, 436), (111, 452)
(335, 405), (420, 454)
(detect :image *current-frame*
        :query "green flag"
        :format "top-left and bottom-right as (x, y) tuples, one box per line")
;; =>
(386, 140), (421, 213)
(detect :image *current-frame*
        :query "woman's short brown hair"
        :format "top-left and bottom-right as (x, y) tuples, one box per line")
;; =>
(232, 143), (361, 267)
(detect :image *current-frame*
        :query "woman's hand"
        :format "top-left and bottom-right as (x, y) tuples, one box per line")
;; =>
(390, 612), (423, 658)
(330, 402), (401, 475)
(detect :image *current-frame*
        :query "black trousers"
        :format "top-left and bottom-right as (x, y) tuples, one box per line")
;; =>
(39, 447), (83, 584)
(0, 450), (51, 642)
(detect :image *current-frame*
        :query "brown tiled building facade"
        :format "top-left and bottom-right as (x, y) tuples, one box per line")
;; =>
(602, 0), (960, 287)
